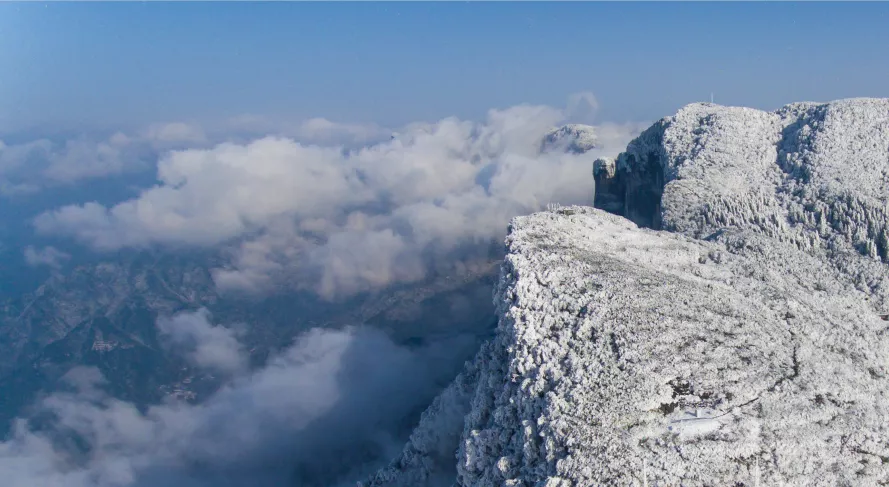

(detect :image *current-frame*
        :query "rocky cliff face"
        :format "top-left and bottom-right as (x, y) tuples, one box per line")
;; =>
(365, 98), (889, 486)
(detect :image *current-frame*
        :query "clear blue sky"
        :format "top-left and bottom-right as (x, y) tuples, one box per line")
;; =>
(2, 2), (888, 131)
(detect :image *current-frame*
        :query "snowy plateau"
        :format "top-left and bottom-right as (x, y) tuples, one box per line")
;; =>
(363, 98), (889, 487)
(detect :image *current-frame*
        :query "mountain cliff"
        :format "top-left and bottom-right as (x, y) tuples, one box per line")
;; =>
(365, 98), (889, 486)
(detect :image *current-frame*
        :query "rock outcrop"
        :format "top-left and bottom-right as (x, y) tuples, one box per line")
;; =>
(599, 99), (889, 262)
(541, 124), (599, 154)
(364, 98), (889, 486)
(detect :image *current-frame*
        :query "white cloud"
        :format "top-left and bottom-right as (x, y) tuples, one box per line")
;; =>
(0, 326), (441, 487)
(35, 139), (366, 250)
(34, 98), (645, 298)
(155, 308), (246, 375)
(23, 245), (71, 269)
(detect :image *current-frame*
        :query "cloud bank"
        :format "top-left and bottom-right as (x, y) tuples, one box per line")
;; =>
(34, 102), (644, 298)
(0, 118), (381, 197)
(0, 310), (446, 487)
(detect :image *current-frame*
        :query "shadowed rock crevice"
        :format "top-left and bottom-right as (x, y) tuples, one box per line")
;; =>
(593, 127), (669, 231)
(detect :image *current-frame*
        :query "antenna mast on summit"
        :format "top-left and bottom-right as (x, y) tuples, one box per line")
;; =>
(710, 93), (714, 104)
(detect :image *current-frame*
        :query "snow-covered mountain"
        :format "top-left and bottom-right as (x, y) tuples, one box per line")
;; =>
(364, 98), (889, 486)
(540, 124), (599, 154)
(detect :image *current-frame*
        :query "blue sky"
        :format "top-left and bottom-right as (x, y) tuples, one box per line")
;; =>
(2, 1), (888, 132)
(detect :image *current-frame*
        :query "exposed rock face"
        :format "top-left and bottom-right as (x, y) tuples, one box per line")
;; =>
(540, 124), (598, 154)
(364, 98), (889, 486)
(592, 157), (622, 214)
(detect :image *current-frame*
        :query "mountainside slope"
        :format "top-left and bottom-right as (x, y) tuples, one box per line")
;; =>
(366, 98), (889, 486)
(459, 207), (889, 486)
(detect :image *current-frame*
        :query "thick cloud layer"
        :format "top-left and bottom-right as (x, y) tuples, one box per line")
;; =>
(0, 310), (446, 487)
(35, 103), (643, 298)
(0, 119), (381, 197)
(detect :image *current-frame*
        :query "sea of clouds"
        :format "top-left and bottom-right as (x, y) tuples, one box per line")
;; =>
(0, 94), (645, 486)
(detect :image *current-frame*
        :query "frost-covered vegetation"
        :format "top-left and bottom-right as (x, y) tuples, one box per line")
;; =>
(364, 98), (889, 486)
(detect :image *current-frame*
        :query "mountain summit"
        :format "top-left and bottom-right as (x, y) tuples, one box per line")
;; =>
(540, 124), (599, 154)
(365, 98), (889, 486)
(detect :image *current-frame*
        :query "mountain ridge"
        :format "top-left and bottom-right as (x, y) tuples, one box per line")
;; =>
(365, 98), (889, 486)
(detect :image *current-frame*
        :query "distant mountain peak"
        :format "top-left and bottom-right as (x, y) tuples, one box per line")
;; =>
(540, 123), (598, 154)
